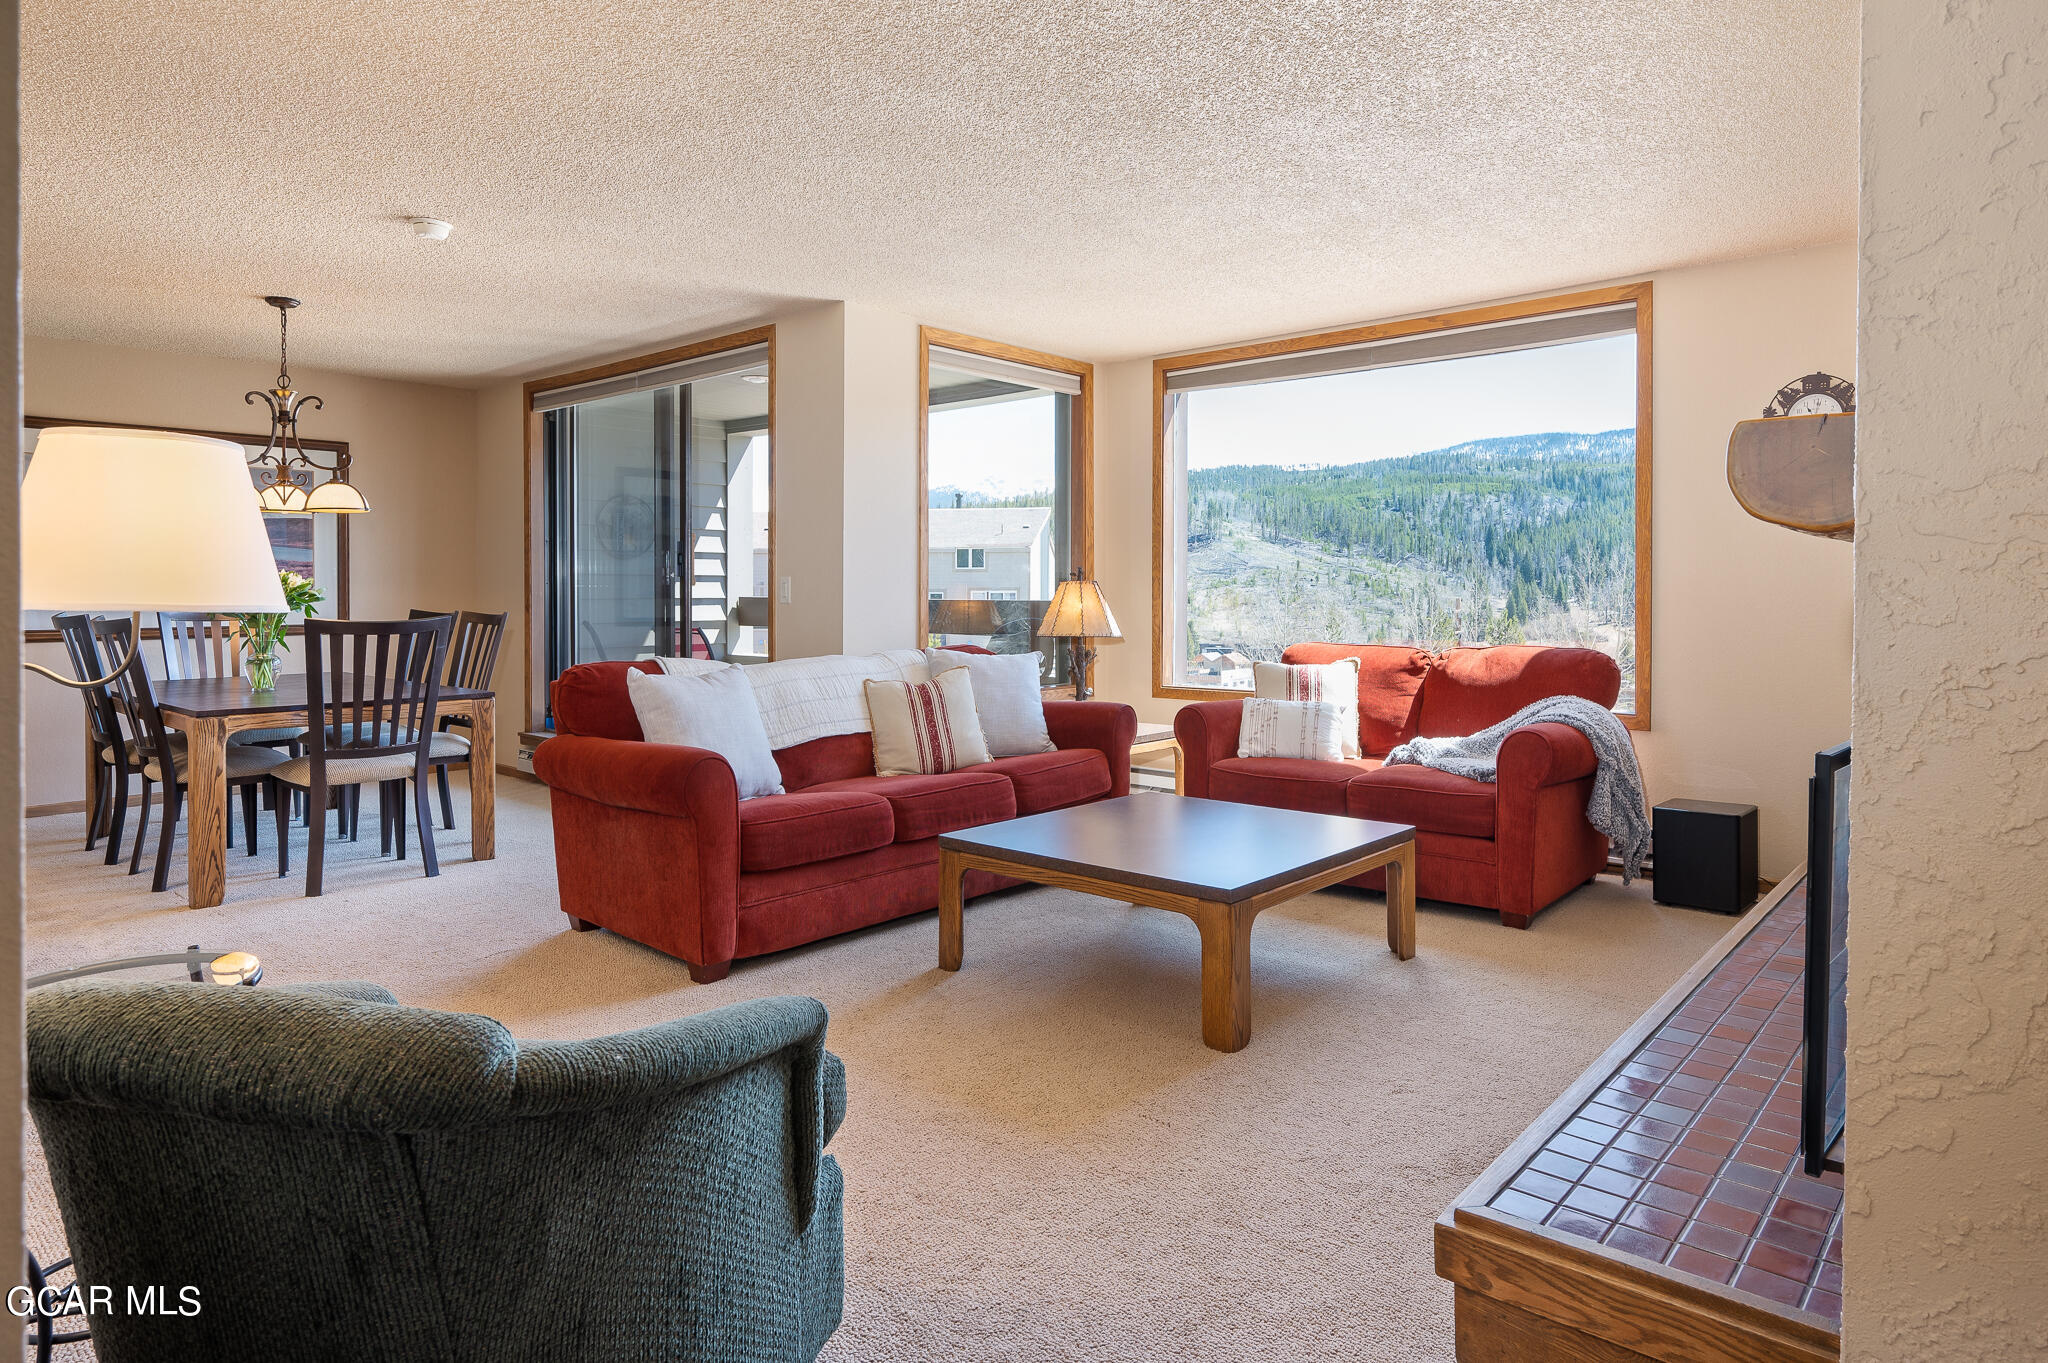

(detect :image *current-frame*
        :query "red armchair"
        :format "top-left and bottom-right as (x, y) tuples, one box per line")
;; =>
(1175, 644), (1622, 928)
(535, 658), (1136, 980)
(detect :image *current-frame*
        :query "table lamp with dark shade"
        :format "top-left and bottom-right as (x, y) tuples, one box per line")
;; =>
(21, 426), (288, 688)
(1038, 571), (1120, 701)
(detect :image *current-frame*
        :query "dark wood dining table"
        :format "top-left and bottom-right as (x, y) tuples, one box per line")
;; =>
(88, 674), (497, 908)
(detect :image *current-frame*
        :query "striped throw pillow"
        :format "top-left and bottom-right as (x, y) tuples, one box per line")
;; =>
(1237, 698), (1348, 762)
(864, 668), (992, 776)
(1253, 657), (1362, 758)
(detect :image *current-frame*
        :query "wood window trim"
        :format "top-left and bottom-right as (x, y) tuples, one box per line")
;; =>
(20, 413), (352, 643)
(917, 326), (1094, 645)
(521, 323), (776, 732)
(1150, 282), (1654, 731)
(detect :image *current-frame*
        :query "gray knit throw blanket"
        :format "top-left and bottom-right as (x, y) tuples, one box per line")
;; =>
(1382, 694), (1650, 881)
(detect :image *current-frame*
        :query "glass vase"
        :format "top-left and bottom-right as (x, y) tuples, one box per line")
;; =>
(245, 651), (278, 693)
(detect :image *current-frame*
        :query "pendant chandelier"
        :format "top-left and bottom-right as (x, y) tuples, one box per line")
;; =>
(246, 296), (368, 514)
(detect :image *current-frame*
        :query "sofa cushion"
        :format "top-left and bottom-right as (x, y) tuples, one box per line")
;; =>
(973, 749), (1111, 814)
(807, 770), (1016, 842)
(1346, 764), (1498, 839)
(1417, 645), (1621, 737)
(1208, 756), (1381, 815)
(737, 790), (895, 873)
(774, 732), (877, 791)
(1279, 644), (1432, 756)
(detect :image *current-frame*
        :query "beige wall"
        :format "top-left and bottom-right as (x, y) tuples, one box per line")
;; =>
(1848, 3), (2048, 1357)
(1090, 242), (1858, 880)
(20, 336), (480, 807)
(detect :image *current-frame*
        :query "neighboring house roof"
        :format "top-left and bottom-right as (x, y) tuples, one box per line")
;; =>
(928, 507), (1051, 549)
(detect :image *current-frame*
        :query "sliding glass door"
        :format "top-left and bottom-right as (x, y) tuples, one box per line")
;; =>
(540, 344), (770, 715)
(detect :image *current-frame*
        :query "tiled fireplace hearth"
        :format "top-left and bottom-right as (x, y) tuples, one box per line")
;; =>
(1437, 879), (1842, 1363)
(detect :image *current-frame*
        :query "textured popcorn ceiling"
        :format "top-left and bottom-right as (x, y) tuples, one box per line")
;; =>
(24, 1), (1857, 385)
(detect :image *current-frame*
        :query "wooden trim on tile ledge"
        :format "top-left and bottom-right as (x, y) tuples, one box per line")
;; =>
(1435, 873), (1837, 1362)
(521, 323), (776, 733)
(1148, 282), (1652, 733)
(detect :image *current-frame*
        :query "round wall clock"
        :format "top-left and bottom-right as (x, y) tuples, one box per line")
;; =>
(1764, 372), (1855, 418)
(596, 494), (657, 558)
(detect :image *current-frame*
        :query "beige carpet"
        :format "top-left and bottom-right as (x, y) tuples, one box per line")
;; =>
(23, 780), (1731, 1361)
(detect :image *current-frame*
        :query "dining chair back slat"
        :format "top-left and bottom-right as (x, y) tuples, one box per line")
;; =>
(407, 609), (506, 694)
(54, 613), (123, 752)
(90, 616), (178, 778)
(158, 613), (245, 681)
(305, 618), (449, 767)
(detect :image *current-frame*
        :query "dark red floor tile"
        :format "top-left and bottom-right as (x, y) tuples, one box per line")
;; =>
(1721, 1161), (1780, 1191)
(1695, 1115), (1752, 1142)
(1629, 1115), (1683, 1142)
(1545, 1207), (1610, 1242)
(1667, 1145), (1723, 1176)
(1582, 1165), (1642, 1200)
(1564, 1185), (1629, 1221)
(1651, 1164), (1711, 1197)
(1771, 1196), (1834, 1231)
(1638, 1181), (1701, 1216)
(1622, 1203), (1685, 1239)
(1815, 1261), (1841, 1294)
(1745, 1240), (1819, 1282)
(1735, 1266), (1807, 1307)
(1490, 1188), (1554, 1222)
(1565, 1117), (1622, 1146)
(1596, 1148), (1659, 1179)
(1668, 1245), (1737, 1284)
(1758, 1217), (1825, 1257)
(1529, 1149), (1589, 1183)
(1594, 1091), (1646, 1116)
(1697, 1198), (1762, 1236)
(1510, 1169), (1573, 1203)
(1551, 1133), (1605, 1163)
(1710, 1179), (1775, 1214)
(1609, 1131), (1670, 1160)
(1681, 1220), (1750, 1260)
(1605, 1226), (1672, 1261)
(1805, 1289), (1842, 1320)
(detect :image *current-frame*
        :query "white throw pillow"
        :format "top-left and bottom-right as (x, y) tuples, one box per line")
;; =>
(625, 665), (785, 799)
(864, 668), (993, 775)
(1253, 658), (1363, 759)
(1237, 698), (1348, 762)
(926, 649), (1055, 757)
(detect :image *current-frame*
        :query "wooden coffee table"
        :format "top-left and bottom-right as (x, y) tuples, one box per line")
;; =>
(938, 794), (1416, 1052)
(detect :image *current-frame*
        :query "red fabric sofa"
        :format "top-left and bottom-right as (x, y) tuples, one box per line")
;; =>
(533, 657), (1137, 981)
(1174, 644), (1622, 928)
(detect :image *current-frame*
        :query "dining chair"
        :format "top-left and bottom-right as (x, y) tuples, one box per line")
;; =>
(271, 617), (451, 897)
(90, 617), (284, 890)
(53, 613), (134, 864)
(408, 608), (506, 830)
(157, 611), (309, 752)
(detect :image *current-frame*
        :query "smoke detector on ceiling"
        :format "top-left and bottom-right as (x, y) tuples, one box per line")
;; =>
(406, 217), (453, 242)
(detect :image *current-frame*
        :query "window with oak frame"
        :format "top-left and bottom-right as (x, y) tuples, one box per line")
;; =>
(1154, 284), (1652, 727)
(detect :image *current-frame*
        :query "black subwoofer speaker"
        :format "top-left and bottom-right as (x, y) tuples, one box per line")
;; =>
(1651, 800), (1760, 914)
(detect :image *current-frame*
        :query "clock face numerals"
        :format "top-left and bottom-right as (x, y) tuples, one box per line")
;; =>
(1765, 372), (1855, 418)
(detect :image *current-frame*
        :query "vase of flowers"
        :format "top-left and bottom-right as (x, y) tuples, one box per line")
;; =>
(236, 570), (325, 694)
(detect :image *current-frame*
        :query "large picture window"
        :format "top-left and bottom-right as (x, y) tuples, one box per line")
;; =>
(919, 329), (1092, 688)
(1155, 285), (1652, 725)
(530, 329), (773, 721)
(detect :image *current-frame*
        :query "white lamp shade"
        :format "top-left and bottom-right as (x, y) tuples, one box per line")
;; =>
(1038, 577), (1121, 639)
(23, 427), (289, 612)
(303, 478), (370, 513)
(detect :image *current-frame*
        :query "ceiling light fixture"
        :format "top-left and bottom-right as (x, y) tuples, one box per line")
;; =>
(246, 296), (369, 515)
(407, 217), (453, 242)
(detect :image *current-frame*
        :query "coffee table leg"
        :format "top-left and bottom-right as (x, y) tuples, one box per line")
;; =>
(1385, 841), (1417, 960)
(939, 848), (965, 971)
(1196, 899), (1253, 1052)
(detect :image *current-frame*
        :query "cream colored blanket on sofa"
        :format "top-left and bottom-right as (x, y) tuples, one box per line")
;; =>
(659, 649), (930, 751)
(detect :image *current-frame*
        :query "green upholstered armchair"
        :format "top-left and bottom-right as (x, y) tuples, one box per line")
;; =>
(27, 980), (846, 1363)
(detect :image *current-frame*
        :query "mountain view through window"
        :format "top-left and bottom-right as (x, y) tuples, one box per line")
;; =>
(1171, 332), (1639, 711)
